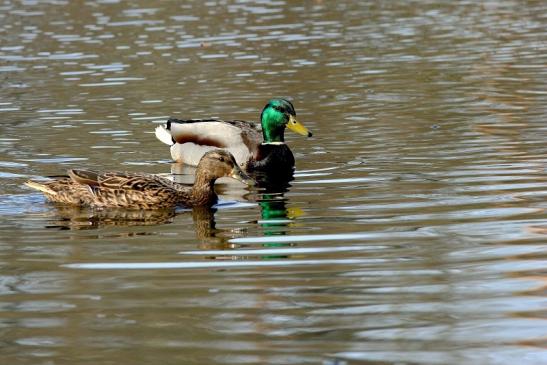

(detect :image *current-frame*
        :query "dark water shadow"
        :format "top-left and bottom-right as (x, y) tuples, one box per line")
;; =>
(44, 204), (178, 230)
(252, 169), (294, 193)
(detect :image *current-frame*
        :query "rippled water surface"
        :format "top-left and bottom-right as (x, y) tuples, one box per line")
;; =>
(1, 1), (547, 364)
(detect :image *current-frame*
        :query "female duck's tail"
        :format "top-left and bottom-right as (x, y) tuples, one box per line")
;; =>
(24, 180), (57, 195)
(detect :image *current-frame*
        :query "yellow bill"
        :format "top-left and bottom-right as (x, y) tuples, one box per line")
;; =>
(287, 115), (312, 137)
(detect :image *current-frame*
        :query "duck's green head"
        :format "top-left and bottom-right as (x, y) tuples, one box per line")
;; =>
(260, 99), (312, 143)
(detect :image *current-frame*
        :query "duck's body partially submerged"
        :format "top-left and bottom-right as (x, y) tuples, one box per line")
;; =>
(155, 99), (312, 175)
(25, 150), (254, 209)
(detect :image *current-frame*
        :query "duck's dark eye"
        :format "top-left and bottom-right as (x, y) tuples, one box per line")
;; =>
(273, 105), (285, 113)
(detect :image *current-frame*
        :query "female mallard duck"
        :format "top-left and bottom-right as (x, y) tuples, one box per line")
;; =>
(24, 150), (254, 209)
(154, 99), (312, 174)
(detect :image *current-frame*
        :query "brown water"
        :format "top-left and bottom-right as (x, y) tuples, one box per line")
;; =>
(1, 1), (547, 364)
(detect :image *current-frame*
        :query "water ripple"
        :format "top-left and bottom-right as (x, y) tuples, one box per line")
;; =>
(65, 258), (378, 270)
(1, 1), (546, 364)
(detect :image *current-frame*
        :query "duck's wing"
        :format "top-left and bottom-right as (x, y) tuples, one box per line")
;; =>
(155, 119), (262, 166)
(69, 169), (175, 191)
(68, 169), (185, 209)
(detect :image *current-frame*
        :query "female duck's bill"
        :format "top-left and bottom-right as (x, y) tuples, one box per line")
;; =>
(230, 163), (255, 186)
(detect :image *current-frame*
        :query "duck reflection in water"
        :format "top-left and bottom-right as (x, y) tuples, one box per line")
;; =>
(43, 204), (177, 230)
(40, 202), (246, 249)
(252, 174), (302, 259)
(171, 163), (302, 259)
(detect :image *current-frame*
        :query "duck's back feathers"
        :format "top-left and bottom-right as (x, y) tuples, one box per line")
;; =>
(156, 118), (261, 166)
(169, 119), (240, 146)
(70, 170), (163, 189)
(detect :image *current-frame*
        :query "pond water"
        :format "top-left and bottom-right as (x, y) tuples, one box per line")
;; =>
(1, 1), (547, 364)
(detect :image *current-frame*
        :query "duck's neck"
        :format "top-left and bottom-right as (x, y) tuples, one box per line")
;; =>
(262, 125), (285, 143)
(189, 173), (218, 206)
(261, 109), (286, 143)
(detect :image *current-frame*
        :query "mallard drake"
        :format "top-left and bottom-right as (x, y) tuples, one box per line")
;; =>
(154, 99), (312, 174)
(24, 150), (254, 209)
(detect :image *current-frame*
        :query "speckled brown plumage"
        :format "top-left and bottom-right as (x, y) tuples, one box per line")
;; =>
(25, 150), (254, 209)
